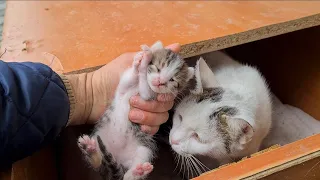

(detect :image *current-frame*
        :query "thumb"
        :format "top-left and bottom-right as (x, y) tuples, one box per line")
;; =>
(165, 43), (181, 53)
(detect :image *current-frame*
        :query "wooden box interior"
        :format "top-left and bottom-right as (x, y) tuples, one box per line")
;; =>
(2, 25), (319, 180)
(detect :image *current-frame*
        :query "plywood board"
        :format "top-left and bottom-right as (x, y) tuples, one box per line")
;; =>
(194, 134), (320, 180)
(1, 1), (320, 73)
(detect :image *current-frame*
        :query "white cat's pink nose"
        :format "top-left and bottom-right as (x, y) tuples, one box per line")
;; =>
(170, 138), (179, 145)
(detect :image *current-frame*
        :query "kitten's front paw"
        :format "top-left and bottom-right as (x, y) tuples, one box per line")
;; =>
(133, 51), (144, 69)
(139, 51), (152, 70)
(78, 135), (97, 154)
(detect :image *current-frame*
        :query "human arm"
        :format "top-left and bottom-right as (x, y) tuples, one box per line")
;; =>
(0, 60), (70, 168)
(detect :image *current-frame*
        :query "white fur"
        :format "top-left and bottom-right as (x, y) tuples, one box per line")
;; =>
(170, 51), (272, 166)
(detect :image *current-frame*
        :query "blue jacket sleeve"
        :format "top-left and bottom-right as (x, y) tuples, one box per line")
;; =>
(0, 60), (70, 168)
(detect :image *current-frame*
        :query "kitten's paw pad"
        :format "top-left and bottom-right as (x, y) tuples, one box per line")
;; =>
(132, 163), (153, 177)
(133, 51), (144, 68)
(132, 164), (144, 176)
(77, 135), (96, 154)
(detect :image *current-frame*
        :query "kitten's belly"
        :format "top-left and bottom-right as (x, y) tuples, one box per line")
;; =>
(100, 125), (140, 167)
(97, 88), (141, 168)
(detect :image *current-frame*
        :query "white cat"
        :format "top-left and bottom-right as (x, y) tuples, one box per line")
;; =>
(169, 51), (272, 178)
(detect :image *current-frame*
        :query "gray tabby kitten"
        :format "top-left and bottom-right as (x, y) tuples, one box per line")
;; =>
(77, 41), (194, 180)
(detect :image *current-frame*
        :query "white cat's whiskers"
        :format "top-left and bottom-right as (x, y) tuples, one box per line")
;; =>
(191, 155), (210, 172)
(189, 156), (202, 176)
(173, 153), (180, 172)
(186, 157), (192, 179)
(182, 156), (186, 179)
(189, 156), (199, 178)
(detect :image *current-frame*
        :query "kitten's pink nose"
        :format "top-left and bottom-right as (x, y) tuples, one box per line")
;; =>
(152, 78), (160, 86)
(152, 78), (166, 86)
(170, 138), (179, 145)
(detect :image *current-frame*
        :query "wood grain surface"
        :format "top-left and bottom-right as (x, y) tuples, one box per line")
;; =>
(1, 1), (320, 72)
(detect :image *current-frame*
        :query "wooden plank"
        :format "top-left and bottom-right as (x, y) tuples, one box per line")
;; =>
(261, 156), (320, 180)
(1, 1), (320, 72)
(194, 134), (320, 180)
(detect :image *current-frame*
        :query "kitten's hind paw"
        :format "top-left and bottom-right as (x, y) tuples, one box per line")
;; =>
(133, 163), (153, 176)
(123, 162), (153, 180)
(78, 135), (97, 154)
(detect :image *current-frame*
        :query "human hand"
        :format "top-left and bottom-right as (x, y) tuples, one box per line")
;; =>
(66, 43), (181, 135)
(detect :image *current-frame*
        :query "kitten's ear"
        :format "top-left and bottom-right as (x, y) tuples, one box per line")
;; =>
(140, 44), (151, 52)
(226, 116), (254, 145)
(192, 57), (219, 94)
(150, 40), (164, 52)
(141, 41), (163, 52)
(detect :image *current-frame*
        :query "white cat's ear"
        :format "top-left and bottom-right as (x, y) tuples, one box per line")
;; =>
(192, 57), (219, 94)
(227, 117), (254, 146)
(186, 67), (195, 82)
(150, 40), (164, 52)
(238, 119), (254, 145)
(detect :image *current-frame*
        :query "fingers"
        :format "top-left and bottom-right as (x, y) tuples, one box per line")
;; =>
(165, 43), (181, 53)
(130, 95), (174, 113)
(129, 109), (169, 127)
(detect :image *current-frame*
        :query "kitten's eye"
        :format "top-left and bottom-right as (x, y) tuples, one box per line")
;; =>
(170, 78), (174, 82)
(179, 115), (182, 121)
(156, 67), (160, 72)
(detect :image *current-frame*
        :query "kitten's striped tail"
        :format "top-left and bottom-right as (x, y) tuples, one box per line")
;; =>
(97, 135), (124, 180)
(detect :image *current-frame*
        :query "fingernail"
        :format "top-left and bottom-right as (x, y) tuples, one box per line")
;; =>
(130, 109), (144, 122)
(130, 96), (139, 106)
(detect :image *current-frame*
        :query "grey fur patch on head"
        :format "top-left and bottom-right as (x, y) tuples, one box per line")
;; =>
(150, 49), (182, 69)
(196, 87), (224, 103)
(209, 106), (238, 154)
(148, 48), (191, 92)
(209, 106), (238, 119)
